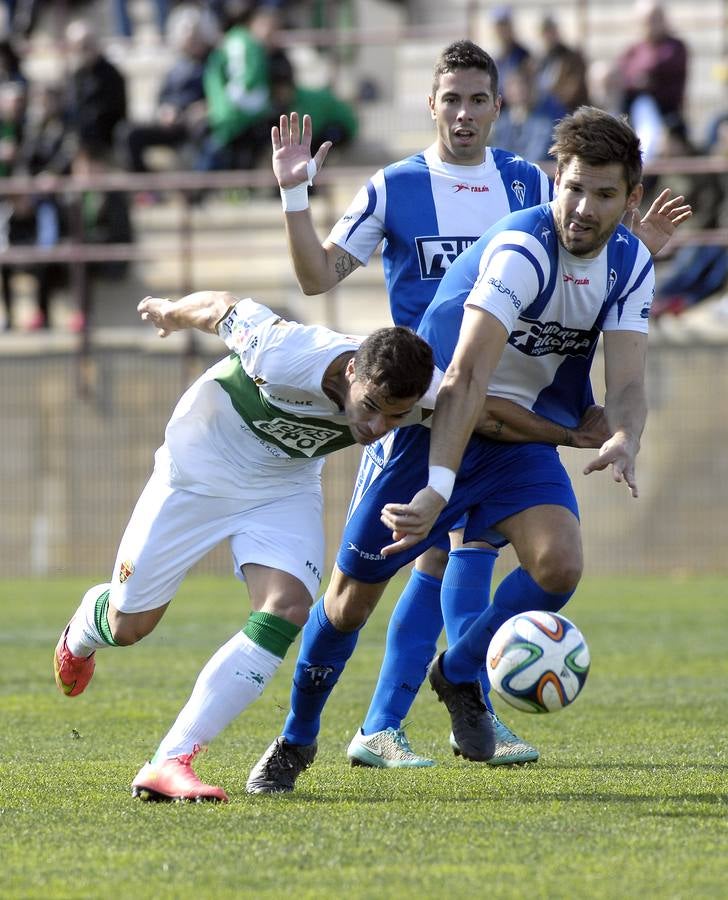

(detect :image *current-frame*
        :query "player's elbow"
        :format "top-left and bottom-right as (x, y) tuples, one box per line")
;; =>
(299, 281), (326, 296)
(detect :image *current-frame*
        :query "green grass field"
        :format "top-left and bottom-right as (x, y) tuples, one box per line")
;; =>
(2, 574), (727, 899)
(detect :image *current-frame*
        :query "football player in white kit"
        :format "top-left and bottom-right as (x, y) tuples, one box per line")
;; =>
(256, 39), (690, 775)
(52, 290), (436, 801)
(246, 105), (692, 791)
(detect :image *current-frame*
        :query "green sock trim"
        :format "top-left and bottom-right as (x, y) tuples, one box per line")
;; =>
(243, 611), (300, 658)
(93, 589), (118, 647)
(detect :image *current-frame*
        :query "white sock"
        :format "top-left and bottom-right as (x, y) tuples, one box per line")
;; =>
(152, 631), (282, 762)
(65, 584), (114, 656)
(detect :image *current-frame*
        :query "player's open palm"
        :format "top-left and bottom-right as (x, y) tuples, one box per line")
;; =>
(626, 188), (692, 256)
(271, 112), (332, 189)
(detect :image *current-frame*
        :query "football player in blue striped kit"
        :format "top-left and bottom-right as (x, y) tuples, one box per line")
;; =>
(271, 39), (554, 769)
(259, 39), (689, 776)
(247, 104), (691, 791)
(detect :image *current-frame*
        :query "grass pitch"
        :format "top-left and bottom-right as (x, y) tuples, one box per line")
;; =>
(1, 574), (727, 899)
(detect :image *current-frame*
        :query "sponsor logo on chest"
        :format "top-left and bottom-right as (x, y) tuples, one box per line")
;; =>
(416, 235), (477, 279)
(509, 321), (596, 357)
(453, 182), (490, 193)
(253, 417), (343, 457)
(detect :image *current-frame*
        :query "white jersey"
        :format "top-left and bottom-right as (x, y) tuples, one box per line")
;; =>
(326, 144), (551, 329)
(152, 299), (427, 500)
(420, 203), (654, 428)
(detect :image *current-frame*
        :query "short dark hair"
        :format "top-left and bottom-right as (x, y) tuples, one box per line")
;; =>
(354, 327), (433, 402)
(432, 40), (499, 98)
(549, 105), (644, 194)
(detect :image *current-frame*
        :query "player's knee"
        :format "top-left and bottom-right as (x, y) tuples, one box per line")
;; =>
(324, 570), (387, 631)
(530, 550), (582, 596)
(263, 592), (311, 629)
(415, 544), (449, 580)
(326, 591), (371, 631)
(107, 608), (157, 645)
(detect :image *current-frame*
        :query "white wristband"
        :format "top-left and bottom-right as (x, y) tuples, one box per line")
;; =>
(280, 159), (318, 212)
(427, 465), (456, 503)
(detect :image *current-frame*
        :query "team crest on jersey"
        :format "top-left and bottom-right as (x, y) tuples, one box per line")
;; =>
(511, 180), (526, 205)
(416, 235), (477, 279)
(118, 560), (135, 583)
(254, 418), (343, 456)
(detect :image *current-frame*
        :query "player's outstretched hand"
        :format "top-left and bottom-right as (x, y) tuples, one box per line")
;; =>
(583, 433), (640, 498)
(627, 188), (693, 256)
(380, 487), (447, 556)
(271, 112), (332, 189)
(139, 291), (233, 337)
(570, 404), (612, 449)
(138, 296), (178, 337)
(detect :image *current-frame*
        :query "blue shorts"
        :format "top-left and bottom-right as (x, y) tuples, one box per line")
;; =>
(337, 425), (579, 583)
(350, 442), (464, 554)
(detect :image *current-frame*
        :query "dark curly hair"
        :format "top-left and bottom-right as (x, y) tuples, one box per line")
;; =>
(432, 40), (500, 98)
(354, 326), (433, 402)
(549, 106), (644, 194)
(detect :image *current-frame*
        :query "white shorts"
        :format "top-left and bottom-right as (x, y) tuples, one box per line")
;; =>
(109, 471), (325, 613)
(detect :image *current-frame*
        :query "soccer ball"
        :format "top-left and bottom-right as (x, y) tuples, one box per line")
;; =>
(487, 611), (590, 713)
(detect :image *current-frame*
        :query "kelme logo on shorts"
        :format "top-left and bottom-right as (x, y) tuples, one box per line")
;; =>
(254, 418), (343, 457)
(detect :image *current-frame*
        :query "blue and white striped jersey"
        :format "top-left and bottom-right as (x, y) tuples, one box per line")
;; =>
(419, 203), (655, 428)
(326, 144), (551, 329)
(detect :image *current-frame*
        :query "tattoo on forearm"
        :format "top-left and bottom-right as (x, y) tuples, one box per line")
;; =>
(493, 420), (504, 437)
(334, 252), (359, 282)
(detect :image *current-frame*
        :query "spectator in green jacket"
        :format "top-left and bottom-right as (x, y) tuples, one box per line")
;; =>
(268, 49), (358, 151)
(198, 1), (279, 170)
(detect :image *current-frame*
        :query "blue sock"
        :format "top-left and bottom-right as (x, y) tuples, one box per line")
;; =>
(283, 597), (360, 745)
(362, 570), (442, 734)
(441, 547), (498, 712)
(442, 566), (574, 684)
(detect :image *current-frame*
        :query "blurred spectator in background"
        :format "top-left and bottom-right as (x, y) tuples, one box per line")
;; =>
(617, 0), (689, 156)
(63, 19), (128, 160)
(0, 78), (25, 176)
(490, 5), (531, 87)
(2, 0), (40, 38)
(64, 139), (134, 333)
(650, 121), (728, 318)
(19, 82), (69, 176)
(535, 14), (589, 113)
(491, 66), (564, 163)
(586, 59), (623, 117)
(0, 36), (26, 86)
(268, 49), (357, 153)
(0, 190), (63, 330)
(120, 3), (217, 177)
(113, 0), (171, 39)
(1, 83), (70, 329)
(0, 79), (28, 328)
(199, 0), (279, 170)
